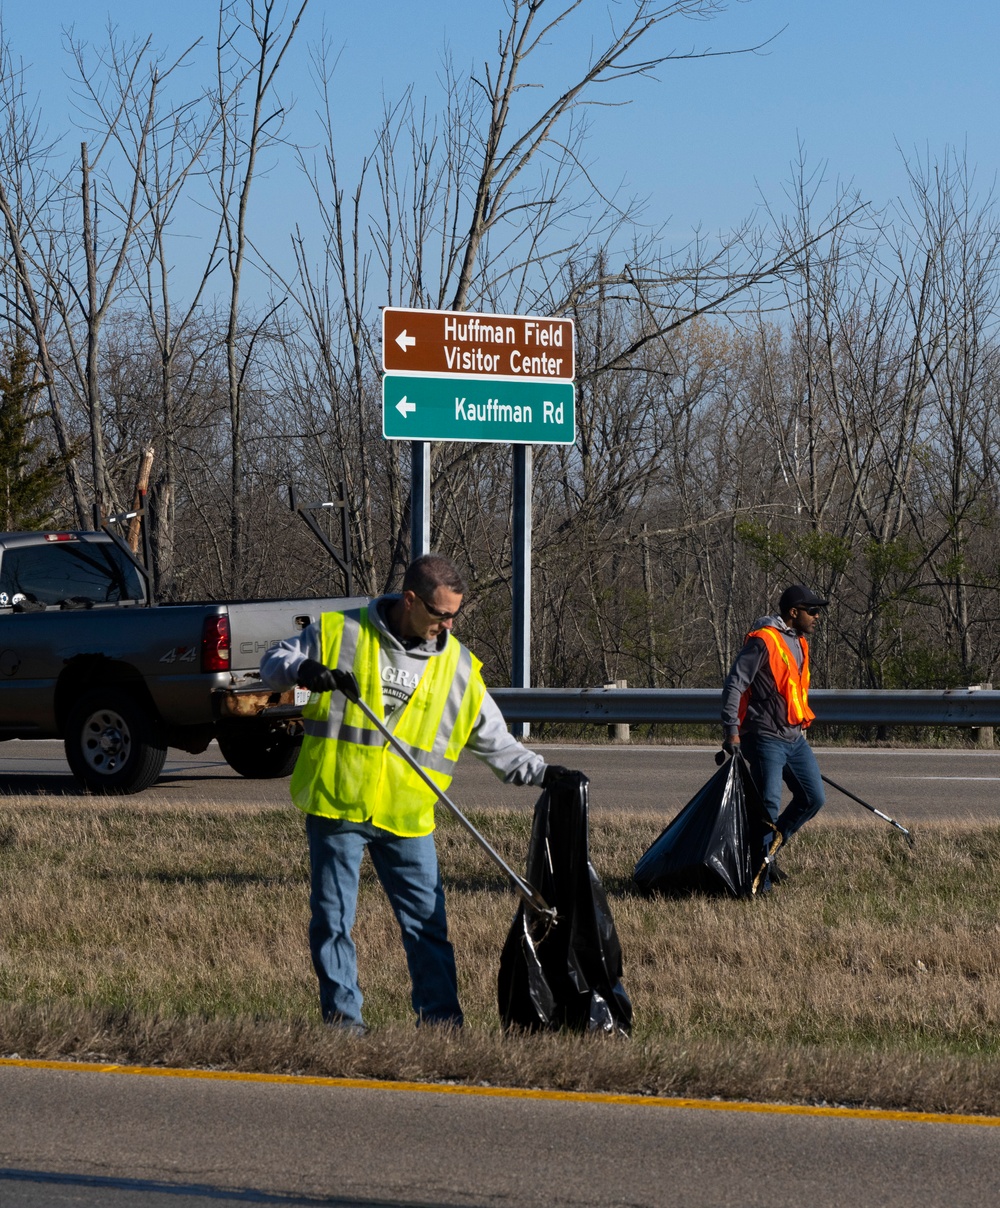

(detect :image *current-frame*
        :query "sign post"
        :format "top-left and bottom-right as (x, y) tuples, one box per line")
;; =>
(410, 442), (431, 559)
(382, 306), (576, 728)
(511, 444), (532, 738)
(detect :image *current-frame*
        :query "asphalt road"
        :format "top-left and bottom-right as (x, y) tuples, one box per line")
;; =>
(2, 1062), (999, 1208)
(3, 738), (1000, 825)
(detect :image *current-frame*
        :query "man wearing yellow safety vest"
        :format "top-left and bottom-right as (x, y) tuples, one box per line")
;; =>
(720, 584), (828, 891)
(260, 553), (576, 1033)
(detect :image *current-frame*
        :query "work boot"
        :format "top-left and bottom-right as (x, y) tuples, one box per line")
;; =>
(769, 859), (790, 885)
(324, 1012), (369, 1037)
(752, 832), (783, 897)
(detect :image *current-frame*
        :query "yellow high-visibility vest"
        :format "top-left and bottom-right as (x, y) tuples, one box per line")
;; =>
(290, 607), (486, 836)
(739, 626), (815, 729)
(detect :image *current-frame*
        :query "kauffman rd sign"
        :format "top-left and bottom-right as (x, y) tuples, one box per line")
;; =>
(383, 374), (575, 444)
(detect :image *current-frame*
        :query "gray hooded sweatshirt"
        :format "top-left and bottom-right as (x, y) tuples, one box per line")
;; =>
(720, 613), (811, 743)
(259, 594), (548, 786)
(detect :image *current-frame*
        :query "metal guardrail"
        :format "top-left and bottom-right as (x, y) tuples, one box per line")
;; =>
(490, 687), (1000, 727)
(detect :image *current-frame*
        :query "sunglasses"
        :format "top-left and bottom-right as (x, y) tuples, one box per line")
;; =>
(415, 593), (463, 621)
(801, 606), (822, 617)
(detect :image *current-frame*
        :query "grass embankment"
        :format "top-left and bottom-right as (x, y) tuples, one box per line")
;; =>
(2, 799), (1000, 1114)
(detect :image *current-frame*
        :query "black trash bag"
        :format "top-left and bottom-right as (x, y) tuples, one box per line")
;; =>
(498, 772), (632, 1035)
(633, 752), (776, 898)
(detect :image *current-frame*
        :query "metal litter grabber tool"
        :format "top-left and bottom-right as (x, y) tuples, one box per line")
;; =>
(821, 774), (914, 846)
(717, 750), (914, 846)
(329, 668), (557, 923)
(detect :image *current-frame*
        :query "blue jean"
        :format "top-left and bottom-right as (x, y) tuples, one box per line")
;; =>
(306, 813), (463, 1027)
(739, 732), (825, 852)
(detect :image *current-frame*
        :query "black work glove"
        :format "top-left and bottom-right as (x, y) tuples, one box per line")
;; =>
(542, 764), (575, 789)
(330, 668), (362, 703)
(722, 737), (741, 757)
(296, 657), (336, 694)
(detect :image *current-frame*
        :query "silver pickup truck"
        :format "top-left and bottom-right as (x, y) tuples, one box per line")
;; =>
(0, 529), (361, 793)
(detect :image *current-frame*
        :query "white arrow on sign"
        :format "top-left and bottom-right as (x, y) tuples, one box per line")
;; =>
(395, 329), (416, 353)
(396, 395), (416, 418)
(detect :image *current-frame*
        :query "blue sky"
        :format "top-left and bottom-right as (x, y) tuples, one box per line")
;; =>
(2, 1), (997, 287)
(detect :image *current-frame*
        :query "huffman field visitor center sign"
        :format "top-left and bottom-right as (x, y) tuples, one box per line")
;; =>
(382, 306), (576, 445)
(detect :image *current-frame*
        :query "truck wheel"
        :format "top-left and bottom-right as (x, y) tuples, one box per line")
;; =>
(217, 720), (302, 779)
(65, 688), (168, 794)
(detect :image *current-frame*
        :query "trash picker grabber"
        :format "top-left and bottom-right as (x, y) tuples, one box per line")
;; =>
(717, 751), (914, 845)
(330, 668), (557, 922)
(820, 774), (914, 846)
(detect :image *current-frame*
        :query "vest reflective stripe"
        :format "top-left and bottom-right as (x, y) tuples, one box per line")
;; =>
(385, 737), (456, 776)
(300, 721), (385, 747)
(299, 608), (365, 743)
(740, 626), (814, 729)
(290, 606), (486, 836)
(435, 645), (474, 761)
(300, 719), (459, 771)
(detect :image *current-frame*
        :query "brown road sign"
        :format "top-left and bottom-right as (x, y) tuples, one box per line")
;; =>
(382, 306), (574, 381)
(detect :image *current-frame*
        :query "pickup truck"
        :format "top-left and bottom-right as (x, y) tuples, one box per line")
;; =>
(0, 528), (362, 793)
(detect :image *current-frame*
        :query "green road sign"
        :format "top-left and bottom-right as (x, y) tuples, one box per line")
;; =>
(383, 374), (575, 445)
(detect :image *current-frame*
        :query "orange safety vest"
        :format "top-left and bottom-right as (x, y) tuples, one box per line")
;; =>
(739, 626), (815, 730)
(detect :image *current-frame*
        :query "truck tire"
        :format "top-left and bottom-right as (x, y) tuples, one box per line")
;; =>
(217, 720), (302, 779)
(65, 688), (168, 794)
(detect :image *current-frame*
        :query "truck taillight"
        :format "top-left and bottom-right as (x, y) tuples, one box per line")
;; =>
(201, 615), (231, 672)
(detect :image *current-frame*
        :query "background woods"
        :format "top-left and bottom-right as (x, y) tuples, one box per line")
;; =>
(2, 1), (1000, 694)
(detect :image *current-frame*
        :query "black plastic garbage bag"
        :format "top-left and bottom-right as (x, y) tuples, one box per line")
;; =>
(633, 752), (776, 898)
(498, 772), (632, 1035)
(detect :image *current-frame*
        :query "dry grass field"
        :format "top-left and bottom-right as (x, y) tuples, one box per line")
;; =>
(2, 796), (1000, 1114)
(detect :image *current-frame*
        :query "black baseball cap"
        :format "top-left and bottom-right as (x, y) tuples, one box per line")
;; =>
(779, 584), (829, 613)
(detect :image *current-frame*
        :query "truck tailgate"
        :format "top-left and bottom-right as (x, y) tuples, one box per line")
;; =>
(226, 597), (367, 674)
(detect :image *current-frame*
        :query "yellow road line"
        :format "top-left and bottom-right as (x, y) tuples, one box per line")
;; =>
(2, 1056), (999, 1127)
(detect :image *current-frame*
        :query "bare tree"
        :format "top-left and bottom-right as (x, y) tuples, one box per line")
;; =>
(278, 1), (791, 597)
(0, 24), (209, 532)
(212, 0), (309, 594)
(894, 150), (1000, 682)
(449, 0), (760, 311)
(0, 37), (89, 524)
(123, 56), (220, 596)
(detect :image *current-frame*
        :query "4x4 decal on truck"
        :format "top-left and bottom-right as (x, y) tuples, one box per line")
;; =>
(159, 646), (197, 663)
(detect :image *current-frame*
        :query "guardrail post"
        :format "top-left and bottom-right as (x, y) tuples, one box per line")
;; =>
(603, 679), (631, 743)
(971, 682), (994, 748)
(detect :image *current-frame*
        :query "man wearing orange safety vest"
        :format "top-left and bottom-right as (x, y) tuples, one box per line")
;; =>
(720, 584), (828, 890)
(260, 553), (576, 1033)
